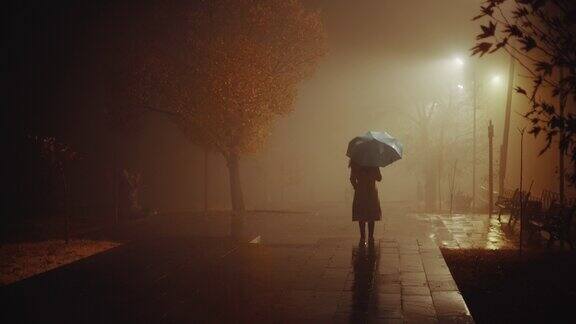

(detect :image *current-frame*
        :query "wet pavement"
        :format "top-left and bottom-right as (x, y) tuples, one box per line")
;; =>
(0, 202), (496, 323)
(248, 202), (519, 250)
(210, 237), (472, 323)
(385, 212), (520, 250)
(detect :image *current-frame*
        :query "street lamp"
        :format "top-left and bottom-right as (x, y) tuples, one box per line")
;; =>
(450, 54), (508, 214)
(491, 75), (502, 85)
(450, 55), (478, 213)
(454, 57), (465, 67)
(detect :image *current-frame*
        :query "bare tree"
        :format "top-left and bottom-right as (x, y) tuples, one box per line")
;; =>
(404, 101), (439, 211)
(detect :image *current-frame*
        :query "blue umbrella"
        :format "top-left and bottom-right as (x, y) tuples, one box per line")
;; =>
(346, 131), (403, 167)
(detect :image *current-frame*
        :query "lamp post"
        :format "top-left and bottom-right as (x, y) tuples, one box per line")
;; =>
(453, 56), (507, 215)
(488, 120), (494, 217)
(204, 148), (208, 215)
(454, 56), (478, 213)
(518, 127), (526, 256)
(472, 68), (478, 213)
(500, 55), (515, 197)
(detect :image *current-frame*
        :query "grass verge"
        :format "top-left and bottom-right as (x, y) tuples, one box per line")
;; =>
(442, 248), (576, 324)
(1, 239), (119, 286)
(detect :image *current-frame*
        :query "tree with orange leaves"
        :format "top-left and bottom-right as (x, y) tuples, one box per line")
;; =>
(109, 0), (326, 217)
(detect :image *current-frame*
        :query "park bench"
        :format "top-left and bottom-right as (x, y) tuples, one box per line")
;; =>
(497, 189), (530, 225)
(508, 191), (531, 225)
(522, 189), (553, 224)
(523, 189), (555, 224)
(495, 189), (518, 222)
(529, 201), (575, 249)
(541, 190), (559, 211)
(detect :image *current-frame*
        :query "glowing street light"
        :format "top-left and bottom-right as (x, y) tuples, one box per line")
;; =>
(449, 53), (507, 213)
(454, 57), (464, 67)
(491, 75), (502, 85)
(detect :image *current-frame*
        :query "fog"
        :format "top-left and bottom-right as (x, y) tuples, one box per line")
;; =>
(114, 0), (564, 213)
(2, 0), (568, 215)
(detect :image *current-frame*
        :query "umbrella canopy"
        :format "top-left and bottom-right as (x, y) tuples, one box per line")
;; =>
(346, 131), (403, 167)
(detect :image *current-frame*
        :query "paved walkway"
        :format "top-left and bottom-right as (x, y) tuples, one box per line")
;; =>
(1, 203), (479, 323)
(214, 238), (472, 323)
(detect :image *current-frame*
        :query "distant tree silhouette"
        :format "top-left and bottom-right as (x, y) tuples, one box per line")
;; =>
(29, 135), (80, 242)
(472, 0), (576, 182)
(109, 0), (326, 218)
(409, 102), (439, 211)
(122, 168), (143, 218)
(402, 83), (477, 212)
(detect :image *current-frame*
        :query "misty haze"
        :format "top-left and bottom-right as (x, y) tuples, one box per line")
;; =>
(2, 0), (576, 323)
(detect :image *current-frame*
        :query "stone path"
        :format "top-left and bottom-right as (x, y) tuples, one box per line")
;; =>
(208, 237), (472, 323)
(385, 213), (519, 250)
(1, 203), (479, 323)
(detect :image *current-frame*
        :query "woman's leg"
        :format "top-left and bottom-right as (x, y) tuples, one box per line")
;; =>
(359, 221), (366, 240)
(368, 221), (375, 239)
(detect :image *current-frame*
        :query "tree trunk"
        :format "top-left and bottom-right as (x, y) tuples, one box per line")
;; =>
(113, 137), (120, 224)
(226, 152), (244, 239)
(62, 171), (70, 244)
(204, 148), (209, 214)
(424, 164), (437, 212)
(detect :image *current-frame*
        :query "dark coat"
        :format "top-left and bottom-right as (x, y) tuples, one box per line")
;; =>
(350, 163), (382, 221)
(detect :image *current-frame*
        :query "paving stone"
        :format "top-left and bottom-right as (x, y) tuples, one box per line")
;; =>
(2, 207), (481, 323)
(380, 254), (400, 264)
(402, 285), (431, 296)
(336, 292), (366, 312)
(371, 293), (403, 319)
(399, 257), (425, 273)
(400, 272), (427, 286)
(427, 273), (455, 282)
(374, 293), (401, 310)
(402, 295), (437, 318)
(368, 318), (404, 324)
(376, 283), (401, 294)
(423, 263), (451, 276)
(432, 291), (470, 316)
(420, 251), (444, 259)
(428, 280), (459, 292)
(332, 313), (356, 323)
(324, 268), (351, 278)
(438, 315), (475, 324)
(379, 265), (400, 275)
(381, 240), (398, 245)
(381, 248), (399, 254)
(316, 277), (347, 291)
(278, 290), (316, 308)
(377, 273), (400, 284)
(404, 315), (440, 323)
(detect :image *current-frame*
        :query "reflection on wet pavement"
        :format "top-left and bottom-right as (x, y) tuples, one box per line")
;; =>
(434, 214), (519, 250)
(253, 203), (522, 251)
(2, 203), (487, 323)
(348, 240), (378, 322)
(385, 212), (521, 250)
(212, 237), (473, 323)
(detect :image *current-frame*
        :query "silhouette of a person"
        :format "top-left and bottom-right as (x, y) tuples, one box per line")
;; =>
(349, 159), (382, 241)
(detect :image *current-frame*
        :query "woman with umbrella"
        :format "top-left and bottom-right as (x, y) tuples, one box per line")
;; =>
(347, 131), (403, 242)
(349, 160), (382, 241)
